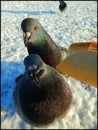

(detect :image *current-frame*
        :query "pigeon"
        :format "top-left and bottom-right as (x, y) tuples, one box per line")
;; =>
(59, 1), (67, 12)
(21, 18), (63, 67)
(13, 54), (72, 127)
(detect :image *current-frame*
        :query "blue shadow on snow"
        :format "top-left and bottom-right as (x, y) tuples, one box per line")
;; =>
(1, 10), (56, 15)
(1, 61), (24, 119)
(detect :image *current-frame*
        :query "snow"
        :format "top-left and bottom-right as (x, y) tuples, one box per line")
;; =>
(1, 1), (97, 129)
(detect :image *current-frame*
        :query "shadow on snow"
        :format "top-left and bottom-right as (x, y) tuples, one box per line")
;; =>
(1, 61), (24, 119)
(1, 10), (56, 15)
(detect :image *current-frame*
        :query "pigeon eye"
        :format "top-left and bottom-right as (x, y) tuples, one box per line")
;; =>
(27, 70), (30, 75)
(37, 60), (42, 66)
(33, 25), (38, 31)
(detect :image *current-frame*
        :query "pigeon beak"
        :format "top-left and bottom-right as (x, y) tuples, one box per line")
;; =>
(28, 65), (44, 82)
(23, 32), (31, 46)
(28, 65), (37, 76)
(28, 65), (38, 77)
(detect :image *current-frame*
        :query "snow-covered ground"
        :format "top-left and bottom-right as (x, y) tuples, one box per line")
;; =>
(1, 1), (97, 129)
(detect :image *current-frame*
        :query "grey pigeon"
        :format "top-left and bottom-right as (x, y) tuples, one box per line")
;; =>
(13, 54), (72, 127)
(21, 18), (64, 67)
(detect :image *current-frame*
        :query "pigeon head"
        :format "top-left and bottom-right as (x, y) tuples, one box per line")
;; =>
(21, 18), (46, 46)
(24, 54), (44, 82)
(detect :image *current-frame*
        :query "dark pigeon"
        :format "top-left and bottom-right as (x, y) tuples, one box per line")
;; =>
(21, 18), (63, 67)
(59, 1), (67, 12)
(13, 54), (72, 127)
